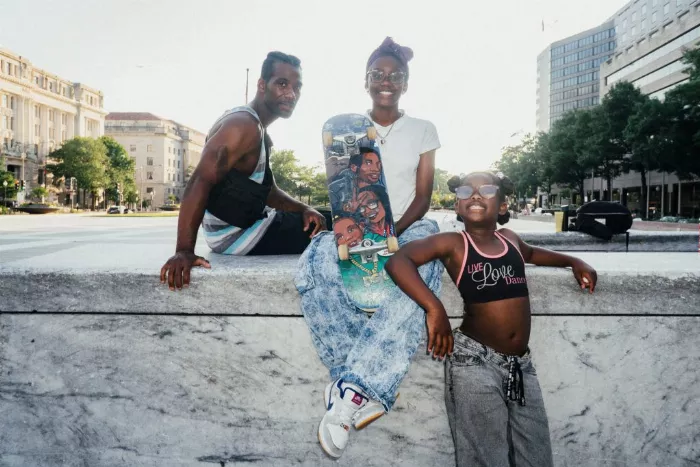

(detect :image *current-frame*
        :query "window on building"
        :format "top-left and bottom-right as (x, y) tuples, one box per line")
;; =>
(61, 130), (66, 142)
(130, 144), (136, 152)
(677, 0), (683, 6)
(177, 174), (180, 182)
(177, 160), (180, 168)
(147, 172), (153, 180)
(1, 95), (6, 107)
(49, 110), (54, 122)
(147, 145), (153, 152)
(9, 96), (14, 109)
(653, 0), (658, 6)
(632, 12), (637, 21)
(146, 187), (153, 194)
(664, 2), (670, 14)
(168, 147), (171, 153)
(34, 105), (40, 118)
(652, 11), (658, 21)
(632, 26), (637, 35)
(147, 157), (154, 166)
(642, 4), (647, 14)
(642, 19), (647, 30)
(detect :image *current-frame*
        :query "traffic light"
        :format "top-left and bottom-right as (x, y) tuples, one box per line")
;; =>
(20, 180), (25, 190)
(14, 180), (19, 190)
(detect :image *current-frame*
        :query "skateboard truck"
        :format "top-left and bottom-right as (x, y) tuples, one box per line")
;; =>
(322, 127), (377, 156)
(349, 239), (387, 264)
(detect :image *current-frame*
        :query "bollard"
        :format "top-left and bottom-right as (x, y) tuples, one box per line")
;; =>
(555, 211), (564, 232)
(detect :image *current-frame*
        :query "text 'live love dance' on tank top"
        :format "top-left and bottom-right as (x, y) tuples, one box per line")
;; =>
(456, 231), (529, 305)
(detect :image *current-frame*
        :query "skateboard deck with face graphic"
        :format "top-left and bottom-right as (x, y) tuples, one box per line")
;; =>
(321, 113), (399, 312)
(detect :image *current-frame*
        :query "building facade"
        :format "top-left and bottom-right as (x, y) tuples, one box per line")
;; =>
(105, 112), (205, 207)
(0, 47), (106, 197)
(536, 0), (700, 219)
(537, 22), (616, 131)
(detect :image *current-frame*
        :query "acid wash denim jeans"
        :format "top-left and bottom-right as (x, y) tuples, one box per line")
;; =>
(445, 330), (554, 467)
(294, 218), (443, 412)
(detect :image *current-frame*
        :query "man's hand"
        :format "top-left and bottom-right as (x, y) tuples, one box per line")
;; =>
(160, 251), (211, 291)
(571, 259), (597, 293)
(425, 306), (454, 360)
(302, 208), (327, 237)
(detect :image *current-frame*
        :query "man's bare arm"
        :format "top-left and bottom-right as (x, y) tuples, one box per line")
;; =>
(160, 114), (261, 290)
(175, 114), (261, 253)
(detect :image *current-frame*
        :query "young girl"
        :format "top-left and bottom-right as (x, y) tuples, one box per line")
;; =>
(385, 170), (597, 467)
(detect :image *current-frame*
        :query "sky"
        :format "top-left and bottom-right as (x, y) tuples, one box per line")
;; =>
(0, 0), (627, 176)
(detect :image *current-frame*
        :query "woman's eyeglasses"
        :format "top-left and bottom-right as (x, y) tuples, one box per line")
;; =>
(366, 69), (407, 84)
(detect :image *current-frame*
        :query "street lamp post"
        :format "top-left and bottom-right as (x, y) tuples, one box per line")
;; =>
(20, 152), (25, 182)
(2, 180), (7, 206)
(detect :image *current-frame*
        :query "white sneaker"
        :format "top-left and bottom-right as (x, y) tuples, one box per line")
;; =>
(352, 392), (399, 429)
(318, 379), (369, 458)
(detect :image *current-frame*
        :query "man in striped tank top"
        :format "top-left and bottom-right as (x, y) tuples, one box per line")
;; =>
(160, 51), (330, 291)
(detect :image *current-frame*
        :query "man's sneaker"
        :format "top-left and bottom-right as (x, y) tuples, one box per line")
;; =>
(318, 379), (369, 458)
(352, 392), (399, 430)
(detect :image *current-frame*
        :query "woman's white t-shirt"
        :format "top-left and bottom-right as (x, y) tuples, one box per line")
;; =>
(367, 111), (441, 221)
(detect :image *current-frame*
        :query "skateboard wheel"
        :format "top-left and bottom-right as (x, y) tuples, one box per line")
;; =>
(338, 244), (349, 261)
(387, 236), (399, 253)
(366, 127), (377, 141)
(322, 131), (333, 147)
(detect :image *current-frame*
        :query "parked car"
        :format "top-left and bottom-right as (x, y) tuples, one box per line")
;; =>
(107, 205), (128, 214)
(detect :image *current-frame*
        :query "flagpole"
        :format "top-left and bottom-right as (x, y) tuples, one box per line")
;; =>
(245, 68), (249, 104)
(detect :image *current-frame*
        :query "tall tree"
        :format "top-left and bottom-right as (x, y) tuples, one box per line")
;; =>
(309, 172), (330, 206)
(46, 137), (109, 209)
(100, 136), (136, 205)
(0, 156), (18, 200)
(590, 82), (647, 200)
(269, 149), (300, 194)
(494, 134), (541, 200)
(662, 47), (700, 179)
(548, 110), (597, 201)
(433, 168), (452, 194)
(623, 97), (672, 213)
(532, 132), (555, 195)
